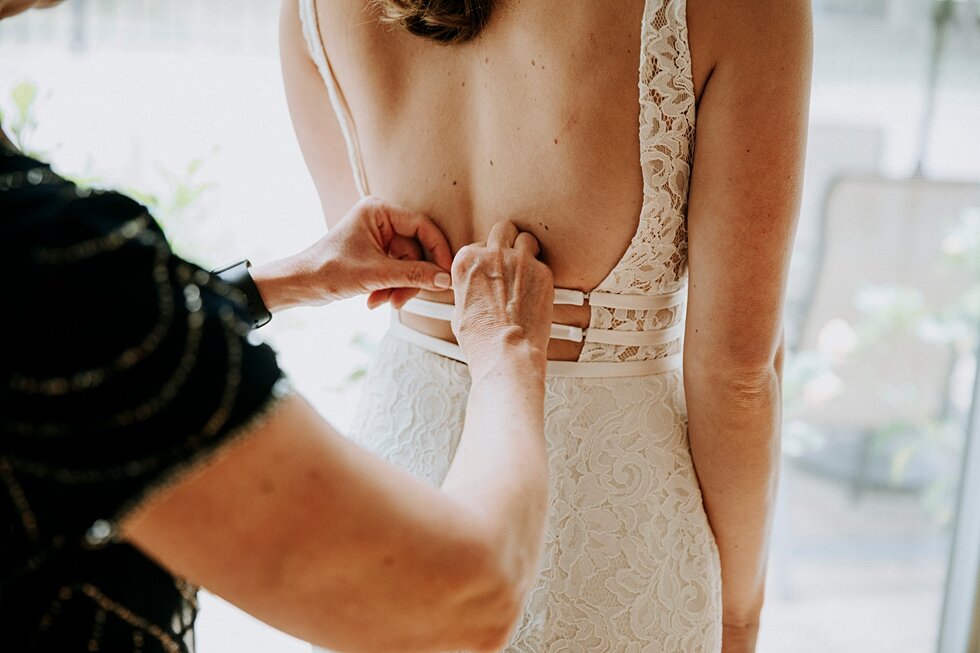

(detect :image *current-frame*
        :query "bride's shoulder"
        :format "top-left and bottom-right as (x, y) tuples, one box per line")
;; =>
(687, 0), (812, 96)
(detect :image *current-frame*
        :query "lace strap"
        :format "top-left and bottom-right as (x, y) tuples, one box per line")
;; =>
(297, 0), (371, 197)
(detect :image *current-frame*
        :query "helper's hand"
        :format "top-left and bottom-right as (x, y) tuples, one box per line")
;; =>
(252, 197), (453, 312)
(451, 221), (554, 375)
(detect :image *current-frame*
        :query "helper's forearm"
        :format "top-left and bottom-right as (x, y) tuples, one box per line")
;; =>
(251, 251), (323, 313)
(685, 364), (781, 628)
(441, 342), (549, 591)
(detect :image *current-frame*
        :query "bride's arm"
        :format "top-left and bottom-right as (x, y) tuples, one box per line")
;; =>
(279, 0), (360, 226)
(683, 0), (812, 650)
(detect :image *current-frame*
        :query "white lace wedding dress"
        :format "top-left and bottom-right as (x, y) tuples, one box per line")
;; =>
(299, 0), (722, 649)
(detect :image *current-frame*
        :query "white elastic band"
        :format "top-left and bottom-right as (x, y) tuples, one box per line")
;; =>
(551, 324), (584, 342)
(584, 322), (685, 347)
(402, 284), (687, 322)
(400, 297), (453, 321)
(402, 292), (687, 346)
(547, 286), (688, 310)
(554, 288), (586, 306)
(389, 318), (469, 364)
(588, 286), (687, 311)
(388, 318), (682, 378)
(399, 298), (586, 343)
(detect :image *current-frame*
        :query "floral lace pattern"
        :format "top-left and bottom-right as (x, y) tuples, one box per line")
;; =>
(347, 336), (721, 652)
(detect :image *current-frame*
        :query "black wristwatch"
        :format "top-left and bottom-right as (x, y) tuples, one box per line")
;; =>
(211, 259), (272, 329)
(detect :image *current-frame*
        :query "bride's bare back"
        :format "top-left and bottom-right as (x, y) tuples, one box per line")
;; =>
(308, 0), (648, 284)
(281, 0), (715, 359)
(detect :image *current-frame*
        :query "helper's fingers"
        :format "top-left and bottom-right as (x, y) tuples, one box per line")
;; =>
(383, 260), (453, 292)
(514, 231), (541, 258)
(451, 242), (486, 280)
(388, 235), (422, 262)
(382, 204), (454, 271)
(389, 288), (420, 310)
(366, 288), (392, 310)
(487, 221), (519, 251)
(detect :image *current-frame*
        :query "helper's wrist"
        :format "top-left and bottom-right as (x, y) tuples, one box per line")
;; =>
(466, 328), (548, 382)
(250, 252), (326, 313)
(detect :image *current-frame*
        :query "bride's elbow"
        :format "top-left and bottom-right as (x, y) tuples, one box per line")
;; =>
(685, 334), (785, 403)
(722, 367), (780, 408)
(685, 357), (781, 409)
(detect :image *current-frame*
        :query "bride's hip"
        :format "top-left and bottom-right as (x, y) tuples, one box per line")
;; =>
(348, 331), (692, 472)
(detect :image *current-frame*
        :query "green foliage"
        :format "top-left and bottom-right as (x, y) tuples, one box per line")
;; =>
(121, 153), (219, 260)
(0, 80), (42, 157)
(2, 80), (220, 262)
(327, 332), (378, 393)
(785, 206), (980, 525)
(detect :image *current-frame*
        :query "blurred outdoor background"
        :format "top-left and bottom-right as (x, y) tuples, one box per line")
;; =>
(2, 1), (979, 651)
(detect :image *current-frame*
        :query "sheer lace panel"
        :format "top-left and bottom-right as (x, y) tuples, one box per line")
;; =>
(579, 0), (696, 364)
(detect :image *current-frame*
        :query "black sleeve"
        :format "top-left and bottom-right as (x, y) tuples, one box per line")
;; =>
(0, 153), (286, 559)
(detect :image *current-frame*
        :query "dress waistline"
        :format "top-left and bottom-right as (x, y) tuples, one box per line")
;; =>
(388, 315), (683, 379)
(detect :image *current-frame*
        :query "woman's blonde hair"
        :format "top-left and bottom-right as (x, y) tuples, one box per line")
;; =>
(375, 0), (495, 43)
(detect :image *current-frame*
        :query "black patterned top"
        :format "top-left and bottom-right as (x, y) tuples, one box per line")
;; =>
(0, 139), (287, 652)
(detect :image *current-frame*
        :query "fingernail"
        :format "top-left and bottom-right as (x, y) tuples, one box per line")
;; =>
(434, 272), (452, 289)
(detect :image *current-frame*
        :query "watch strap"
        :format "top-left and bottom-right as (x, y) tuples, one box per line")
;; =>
(211, 259), (272, 329)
